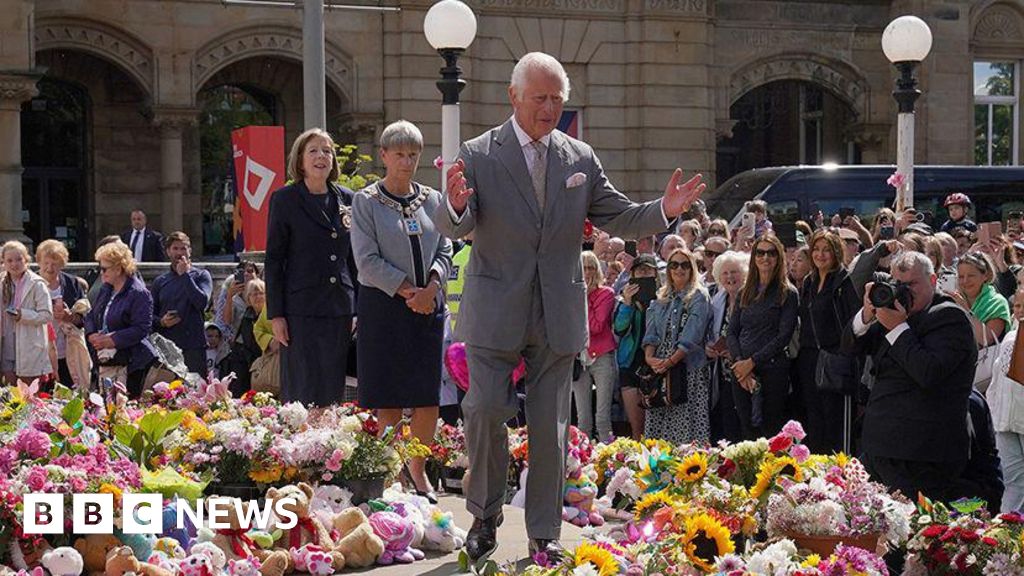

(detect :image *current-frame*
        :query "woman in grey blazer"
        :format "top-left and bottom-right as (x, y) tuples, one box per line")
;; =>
(351, 120), (453, 502)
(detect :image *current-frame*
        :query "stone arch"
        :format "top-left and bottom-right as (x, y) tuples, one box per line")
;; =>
(971, 1), (1024, 49)
(727, 53), (869, 120)
(192, 24), (355, 108)
(33, 16), (155, 97)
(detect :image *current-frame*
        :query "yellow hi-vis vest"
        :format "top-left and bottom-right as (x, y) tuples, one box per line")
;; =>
(447, 245), (471, 330)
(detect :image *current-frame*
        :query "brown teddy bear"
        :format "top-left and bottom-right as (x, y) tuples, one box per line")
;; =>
(205, 497), (289, 576)
(74, 534), (121, 576)
(263, 483), (344, 573)
(331, 508), (384, 568)
(104, 546), (174, 576)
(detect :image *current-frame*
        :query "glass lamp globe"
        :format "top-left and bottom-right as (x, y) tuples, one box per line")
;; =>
(424, 0), (477, 50)
(882, 15), (933, 63)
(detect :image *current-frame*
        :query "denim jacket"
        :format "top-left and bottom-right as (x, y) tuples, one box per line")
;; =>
(642, 289), (710, 371)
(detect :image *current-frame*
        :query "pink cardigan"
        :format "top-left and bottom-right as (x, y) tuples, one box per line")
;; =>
(586, 286), (617, 359)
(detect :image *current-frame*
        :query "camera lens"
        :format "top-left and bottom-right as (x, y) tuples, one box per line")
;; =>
(916, 212), (925, 222)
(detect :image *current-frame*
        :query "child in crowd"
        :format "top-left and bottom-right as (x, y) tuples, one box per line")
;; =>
(744, 199), (773, 238)
(940, 192), (978, 234)
(205, 323), (230, 378)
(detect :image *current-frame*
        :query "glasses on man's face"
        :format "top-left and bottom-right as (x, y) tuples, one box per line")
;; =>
(704, 250), (722, 259)
(754, 248), (779, 259)
(667, 260), (691, 270)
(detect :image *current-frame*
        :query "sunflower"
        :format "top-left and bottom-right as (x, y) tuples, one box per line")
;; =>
(572, 542), (619, 576)
(749, 455), (803, 499)
(634, 490), (675, 520)
(676, 452), (709, 483)
(682, 513), (734, 572)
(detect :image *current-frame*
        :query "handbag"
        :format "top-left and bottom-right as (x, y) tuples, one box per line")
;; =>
(974, 324), (1000, 393)
(815, 349), (859, 394)
(250, 350), (281, 396)
(635, 297), (691, 409)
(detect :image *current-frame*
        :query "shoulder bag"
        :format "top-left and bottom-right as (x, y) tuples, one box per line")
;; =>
(635, 298), (691, 408)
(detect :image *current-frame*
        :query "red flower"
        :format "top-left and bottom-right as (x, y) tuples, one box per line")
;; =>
(921, 525), (945, 538)
(717, 458), (737, 479)
(768, 434), (793, 453)
(982, 536), (998, 546)
(960, 530), (980, 542)
(361, 416), (379, 436)
(1000, 512), (1024, 524)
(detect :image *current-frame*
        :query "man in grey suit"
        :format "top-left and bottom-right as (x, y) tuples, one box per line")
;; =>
(434, 52), (706, 562)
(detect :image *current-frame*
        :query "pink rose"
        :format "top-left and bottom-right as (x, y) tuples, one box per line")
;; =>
(791, 443), (811, 463)
(68, 476), (88, 493)
(781, 420), (806, 441)
(26, 466), (49, 492)
(16, 428), (52, 459)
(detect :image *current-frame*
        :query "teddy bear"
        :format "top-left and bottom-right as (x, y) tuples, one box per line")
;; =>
(40, 547), (84, 576)
(562, 474), (605, 527)
(420, 509), (467, 553)
(115, 530), (155, 564)
(263, 483), (344, 574)
(286, 546), (331, 576)
(367, 511), (423, 565)
(74, 534), (121, 576)
(309, 485), (353, 529)
(201, 498), (288, 576)
(176, 554), (213, 576)
(226, 558), (261, 576)
(330, 508), (384, 568)
(104, 546), (173, 576)
(188, 543), (225, 574)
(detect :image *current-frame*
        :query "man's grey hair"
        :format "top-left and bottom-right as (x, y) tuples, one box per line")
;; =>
(510, 52), (570, 102)
(892, 250), (935, 278)
(379, 120), (423, 150)
(712, 250), (750, 285)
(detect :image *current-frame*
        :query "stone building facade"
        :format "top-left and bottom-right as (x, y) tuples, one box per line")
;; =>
(1, 0), (1022, 257)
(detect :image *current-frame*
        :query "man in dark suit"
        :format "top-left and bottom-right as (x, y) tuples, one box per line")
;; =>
(436, 52), (705, 562)
(121, 210), (164, 262)
(842, 250), (977, 503)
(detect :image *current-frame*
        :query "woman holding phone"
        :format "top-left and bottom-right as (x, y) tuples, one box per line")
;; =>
(613, 254), (660, 440)
(0, 241), (53, 386)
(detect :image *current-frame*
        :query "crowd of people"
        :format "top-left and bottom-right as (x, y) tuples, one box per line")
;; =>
(3, 48), (1024, 563)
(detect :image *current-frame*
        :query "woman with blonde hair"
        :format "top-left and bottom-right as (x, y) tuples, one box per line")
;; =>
(727, 234), (798, 439)
(35, 239), (89, 387)
(569, 250), (617, 442)
(641, 248), (711, 443)
(84, 241), (156, 397)
(0, 241), (53, 385)
(953, 251), (1011, 345)
(265, 128), (357, 405)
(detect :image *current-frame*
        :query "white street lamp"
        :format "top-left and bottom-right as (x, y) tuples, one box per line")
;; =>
(424, 0), (477, 194)
(882, 15), (933, 211)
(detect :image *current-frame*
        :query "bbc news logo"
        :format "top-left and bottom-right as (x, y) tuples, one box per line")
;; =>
(22, 493), (299, 534)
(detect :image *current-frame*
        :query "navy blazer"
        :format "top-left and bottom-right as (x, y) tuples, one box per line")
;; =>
(84, 276), (157, 372)
(120, 228), (165, 262)
(265, 181), (357, 319)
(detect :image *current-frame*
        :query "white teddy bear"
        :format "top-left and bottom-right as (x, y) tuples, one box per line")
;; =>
(41, 547), (84, 576)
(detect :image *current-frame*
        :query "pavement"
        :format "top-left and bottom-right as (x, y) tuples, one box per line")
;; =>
(352, 493), (587, 575)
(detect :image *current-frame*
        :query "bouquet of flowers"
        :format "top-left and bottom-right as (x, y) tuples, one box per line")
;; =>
(904, 497), (1024, 575)
(715, 540), (890, 576)
(766, 457), (914, 546)
(432, 421), (469, 469)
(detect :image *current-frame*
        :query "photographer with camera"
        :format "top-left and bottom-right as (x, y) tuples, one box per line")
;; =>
(842, 251), (977, 502)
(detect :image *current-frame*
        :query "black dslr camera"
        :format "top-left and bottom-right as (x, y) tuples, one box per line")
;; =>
(869, 280), (913, 310)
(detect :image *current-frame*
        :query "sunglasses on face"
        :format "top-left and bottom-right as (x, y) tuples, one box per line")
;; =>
(705, 250), (722, 258)
(667, 261), (691, 270)
(754, 248), (779, 258)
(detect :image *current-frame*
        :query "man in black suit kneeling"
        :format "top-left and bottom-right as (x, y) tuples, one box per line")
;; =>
(842, 250), (977, 503)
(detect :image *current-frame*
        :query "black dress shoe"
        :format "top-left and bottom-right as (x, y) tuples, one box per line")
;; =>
(465, 512), (504, 561)
(528, 539), (566, 564)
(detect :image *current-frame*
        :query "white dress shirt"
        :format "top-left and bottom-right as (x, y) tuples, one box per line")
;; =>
(852, 307), (910, 345)
(130, 228), (146, 262)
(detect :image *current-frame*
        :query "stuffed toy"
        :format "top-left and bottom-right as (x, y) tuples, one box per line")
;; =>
(10, 538), (51, 571)
(420, 509), (467, 553)
(263, 483), (343, 573)
(146, 552), (180, 575)
(367, 511), (423, 565)
(309, 485), (353, 529)
(162, 501), (197, 551)
(286, 546), (332, 576)
(152, 539), (186, 561)
(330, 508), (383, 568)
(74, 534), (121, 576)
(115, 530), (155, 564)
(562, 474), (605, 527)
(41, 547), (84, 576)
(175, 554), (213, 576)
(13, 569), (43, 576)
(104, 546), (173, 576)
(201, 498), (288, 576)
(225, 558), (261, 576)
(188, 543), (225, 574)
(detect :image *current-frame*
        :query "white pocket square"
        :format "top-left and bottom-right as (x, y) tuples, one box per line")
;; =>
(565, 172), (587, 188)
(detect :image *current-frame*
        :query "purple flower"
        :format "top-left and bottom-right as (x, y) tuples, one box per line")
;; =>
(15, 427), (52, 459)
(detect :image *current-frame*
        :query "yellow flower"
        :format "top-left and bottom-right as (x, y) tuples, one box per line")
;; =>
(835, 452), (850, 468)
(676, 452), (709, 483)
(249, 465), (283, 484)
(682, 513), (734, 572)
(749, 455), (802, 500)
(634, 490), (675, 521)
(802, 554), (821, 568)
(99, 483), (123, 505)
(188, 423), (214, 443)
(572, 542), (619, 576)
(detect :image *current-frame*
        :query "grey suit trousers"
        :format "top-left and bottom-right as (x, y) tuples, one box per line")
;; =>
(464, 281), (574, 539)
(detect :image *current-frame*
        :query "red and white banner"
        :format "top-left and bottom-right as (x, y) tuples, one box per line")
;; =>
(231, 126), (285, 251)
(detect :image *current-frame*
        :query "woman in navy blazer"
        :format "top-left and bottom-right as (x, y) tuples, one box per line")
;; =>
(84, 241), (156, 397)
(264, 128), (357, 405)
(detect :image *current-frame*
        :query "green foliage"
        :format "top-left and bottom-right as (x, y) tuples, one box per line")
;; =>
(335, 144), (380, 191)
(114, 409), (186, 469)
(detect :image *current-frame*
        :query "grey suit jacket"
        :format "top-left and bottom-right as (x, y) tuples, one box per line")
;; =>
(434, 119), (669, 355)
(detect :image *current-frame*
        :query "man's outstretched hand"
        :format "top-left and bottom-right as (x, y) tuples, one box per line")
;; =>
(661, 170), (706, 219)
(446, 159), (475, 215)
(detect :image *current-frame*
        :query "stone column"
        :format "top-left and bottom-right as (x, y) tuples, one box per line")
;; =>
(152, 108), (199, 234)
(0, 71), (41, 245)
